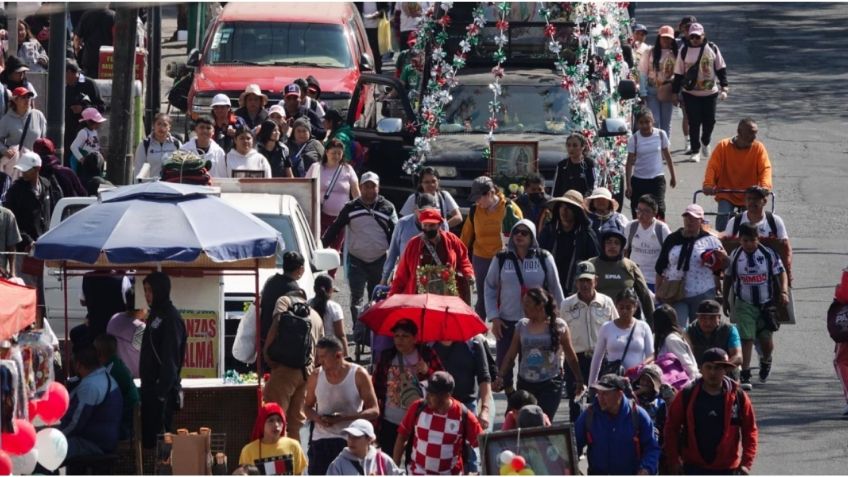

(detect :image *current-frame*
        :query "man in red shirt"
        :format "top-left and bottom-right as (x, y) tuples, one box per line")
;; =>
(388, 208), (474, 303)
(393, 371), (483, 475)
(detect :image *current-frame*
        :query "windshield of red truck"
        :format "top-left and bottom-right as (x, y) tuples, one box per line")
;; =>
(207, 21), (353, 68)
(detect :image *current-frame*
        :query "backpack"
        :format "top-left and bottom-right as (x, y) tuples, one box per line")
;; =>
(654, 352), (691, 391)
(585, 399), (642, 461)
(827, 301), (848, 343)
(495, 248), (551, 292)
(729, 212), (778, 238)
(464, 198), (517, 253)
(267, 300), (314, 375)
(624, 221), (666, 257)
(678, 380), (744, 449)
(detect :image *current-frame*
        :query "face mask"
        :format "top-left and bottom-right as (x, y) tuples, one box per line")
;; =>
(424, 228), (438, 239)
(529, 192), (546, 204)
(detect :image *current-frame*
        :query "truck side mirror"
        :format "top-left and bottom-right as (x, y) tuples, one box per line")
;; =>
(359, 53), (374, 72)
(187, 48), (201, 68)
(597, 117), (629, 137)
(376, 117), (402, 134)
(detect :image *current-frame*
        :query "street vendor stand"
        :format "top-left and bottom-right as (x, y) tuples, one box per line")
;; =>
(33, 182), (283, 472)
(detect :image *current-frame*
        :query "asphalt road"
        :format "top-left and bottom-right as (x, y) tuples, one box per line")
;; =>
(635, 3), (848, 474)
(157, 3), (848, 473)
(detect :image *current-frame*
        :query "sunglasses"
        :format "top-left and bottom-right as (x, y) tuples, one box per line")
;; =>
(513, 229), (531, 236)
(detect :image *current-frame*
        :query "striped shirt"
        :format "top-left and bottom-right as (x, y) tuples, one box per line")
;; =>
(728, 246), (784, 305)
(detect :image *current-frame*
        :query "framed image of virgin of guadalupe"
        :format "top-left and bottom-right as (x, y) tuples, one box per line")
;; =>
(480, 424), (579, 475)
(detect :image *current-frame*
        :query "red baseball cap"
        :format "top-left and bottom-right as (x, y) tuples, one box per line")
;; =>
(12, 87), (33, 98)
(418, 208), (443, 224)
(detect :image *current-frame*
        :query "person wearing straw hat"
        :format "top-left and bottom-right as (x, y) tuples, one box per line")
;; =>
(538, 189), (600, 294)
(69, 107), (106, 172)
(585, 186), (629, 236)
(235, 84), (270, 130)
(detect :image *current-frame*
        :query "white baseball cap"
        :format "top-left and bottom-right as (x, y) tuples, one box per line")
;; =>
(341, 419), (375, 439)
(14, 151), (42, 172)
(211, 93), (231, 107)
(360, 171), (379, 185)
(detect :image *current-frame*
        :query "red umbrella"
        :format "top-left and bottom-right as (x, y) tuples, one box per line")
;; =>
(359, 293), (487, 342)
(0, 279), (36, 341)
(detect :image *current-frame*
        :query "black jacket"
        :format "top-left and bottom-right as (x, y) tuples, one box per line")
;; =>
(2, 176), (56, 250)
(64, 75), (105, 149)
(552, 157), (596, 198)
(234, 107), (269, 130)
(257, 142), (292, 177)
(139, 300), (187, 401)
(538, 207), (599, 293)
(259, 274), (301, 346)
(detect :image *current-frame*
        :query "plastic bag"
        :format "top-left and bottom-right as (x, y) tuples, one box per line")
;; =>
(232, 304), (257, 364)
(378, 13), (392, 55)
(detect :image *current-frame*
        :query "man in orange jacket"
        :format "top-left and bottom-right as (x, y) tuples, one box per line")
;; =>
(702, 118), (772, 232)
(664, 348), (758, 475)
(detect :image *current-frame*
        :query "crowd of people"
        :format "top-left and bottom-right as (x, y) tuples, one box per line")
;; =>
(0, 4), (840, 476)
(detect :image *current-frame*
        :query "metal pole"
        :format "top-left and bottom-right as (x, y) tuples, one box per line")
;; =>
(107, 7), (139, 185)
(46, 4), (68, 162)
(254, 262), (262, 406)
(145, 5), (162, 131)
(7, 3), (17, 59)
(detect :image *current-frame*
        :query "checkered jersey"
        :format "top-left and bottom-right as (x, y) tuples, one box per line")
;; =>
(399, 399), (482, 475)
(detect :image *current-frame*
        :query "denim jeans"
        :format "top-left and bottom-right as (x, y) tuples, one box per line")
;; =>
(472, 255), (493, 318)
(715, 199), (737, 233)
(348, 254), (386, 322)
(646, 92), (673, 140)
(495, 320), (518, 391)
(518, 375), (564, 422)
(565, 352), (593, 422)
(463, 400), (480, 473)
(673, 288), (717, 328)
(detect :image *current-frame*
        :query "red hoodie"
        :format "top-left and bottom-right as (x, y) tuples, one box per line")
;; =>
(251, 402), (287, 441)
(664, 378), (758, 471)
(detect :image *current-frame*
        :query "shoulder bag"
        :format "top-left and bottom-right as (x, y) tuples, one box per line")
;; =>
(599, 323), (636, 377)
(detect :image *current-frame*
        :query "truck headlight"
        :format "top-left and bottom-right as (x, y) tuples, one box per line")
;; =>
(433, 166), (458, 178)
(192, 95), (213, 115)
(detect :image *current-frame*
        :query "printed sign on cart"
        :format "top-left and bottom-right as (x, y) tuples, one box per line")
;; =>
(181, 310), (220, 378)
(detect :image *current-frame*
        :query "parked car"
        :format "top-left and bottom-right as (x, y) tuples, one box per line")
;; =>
(43, 192), (340, 372)
(186, 2), (375, 121)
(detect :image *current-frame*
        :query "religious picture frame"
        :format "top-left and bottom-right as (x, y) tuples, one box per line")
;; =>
(479, 424), (579, 476)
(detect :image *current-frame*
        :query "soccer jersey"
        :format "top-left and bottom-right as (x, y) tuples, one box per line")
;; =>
(728, 246), (785, 305)
(722, 211), (788, 240)
(399, 399), (482, 475)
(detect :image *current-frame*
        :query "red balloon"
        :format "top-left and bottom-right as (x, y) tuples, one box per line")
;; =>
(512, 455), (526, 472)
(27, 400), (40, 421)
(37, 382), (70, 425)
(0, 419), (36, 456)
(0, 450), (11, 475)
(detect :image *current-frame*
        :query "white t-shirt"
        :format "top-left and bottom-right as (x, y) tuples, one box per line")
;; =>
(224, 149), (272, 178)
(399, 190), (459, 218)
(627, 128), (669, 179)
(395, 2), (429, 32)
(181, 138), (228, 178)
(589, 319), (654, 385)
(322, 300), (344, 337)
(663, 234), (723, 297)
(722, 212), (789, 240)
(362, 2), (381, 28)
(626, 220), (671, 285)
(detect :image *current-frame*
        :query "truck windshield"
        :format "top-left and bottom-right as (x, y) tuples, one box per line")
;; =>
(207, 21), (353, 68)
(254, 214), (299, 267)
(440, 84), (582, 134)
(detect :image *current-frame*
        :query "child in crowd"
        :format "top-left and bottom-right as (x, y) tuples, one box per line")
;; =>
(501, 390), (552, 431)
(70, 107), (106, 172)
(239, 402), (307, 474)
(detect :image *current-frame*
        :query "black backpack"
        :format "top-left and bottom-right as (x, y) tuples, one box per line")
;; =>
(267, 301), (314, 374)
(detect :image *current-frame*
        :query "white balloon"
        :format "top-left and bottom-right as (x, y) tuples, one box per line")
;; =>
(11, 448), (38, 475)
(35, 428), (67, 472)
(499, 450), (515, 465)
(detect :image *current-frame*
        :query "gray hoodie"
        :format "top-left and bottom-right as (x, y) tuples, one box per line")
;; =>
(0, 107), (47, 154)
(326, 447), (403, 475)
(484, 219), (565, 322)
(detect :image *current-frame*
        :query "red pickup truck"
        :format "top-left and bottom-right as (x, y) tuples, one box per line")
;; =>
(187, 2), (375, 119)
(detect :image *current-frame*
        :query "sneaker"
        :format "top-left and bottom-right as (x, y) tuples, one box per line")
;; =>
(683, 138), (691, 154)
(688, 151), (701, 163)
(759, 358), (772, 383)
(740, 369), (753, 391)
(701, 142), (711, 159)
